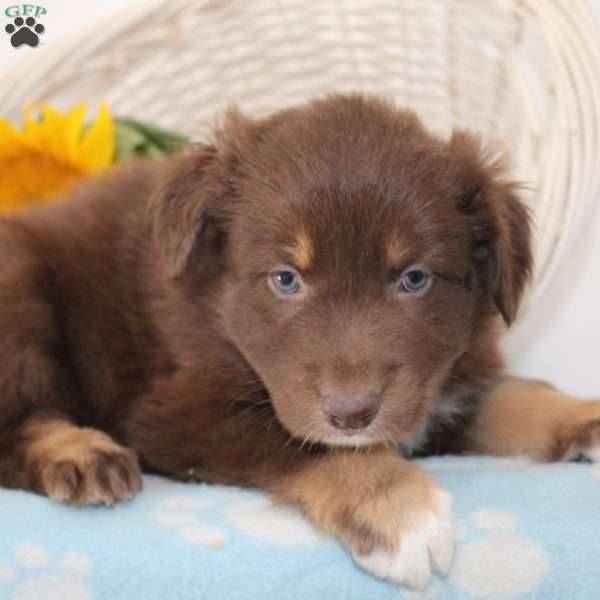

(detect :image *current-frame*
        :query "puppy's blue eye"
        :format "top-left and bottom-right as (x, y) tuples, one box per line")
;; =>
(270, 270), (301, 295)
(400, 268), (430, 293)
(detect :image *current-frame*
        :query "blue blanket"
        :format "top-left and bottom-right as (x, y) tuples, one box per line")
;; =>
(1, 456), (598, 600)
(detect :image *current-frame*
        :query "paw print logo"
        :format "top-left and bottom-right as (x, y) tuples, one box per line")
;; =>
(5, 16), (45, 48)
(0, 543), (93, 600)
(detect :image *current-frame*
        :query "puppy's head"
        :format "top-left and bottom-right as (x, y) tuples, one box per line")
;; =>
(153, 94), (532, 447)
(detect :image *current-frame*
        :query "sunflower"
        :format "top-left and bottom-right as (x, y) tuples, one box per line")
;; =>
(0, 102), (115, 213)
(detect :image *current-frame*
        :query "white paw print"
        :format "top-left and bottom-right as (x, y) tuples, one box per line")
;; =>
(148, 494), (228, 548)
(0, 543), (93, 600)
(225, 497), (324, 545)
(399, 508), (549, 599)
(450, 509), (549, 598)
(147, 487), (324, 548)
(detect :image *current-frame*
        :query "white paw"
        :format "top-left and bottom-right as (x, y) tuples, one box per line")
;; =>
(581, 445), (600, 462)
(561, 419), (600, 463)
(352, 489), (455, 589)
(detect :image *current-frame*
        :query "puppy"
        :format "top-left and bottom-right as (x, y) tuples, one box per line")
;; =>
(1, 94), (600, 589)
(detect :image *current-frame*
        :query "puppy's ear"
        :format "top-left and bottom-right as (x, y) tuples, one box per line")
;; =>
(151, 145), (224, 278)
(450, 132), (533, 325)
(151, 107), (260, 278)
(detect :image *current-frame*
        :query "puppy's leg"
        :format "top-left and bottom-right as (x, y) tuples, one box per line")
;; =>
(0, 233), (140, 504)
(467, 377), (600, 461)
(19, 414), (141, 505)
(128, 376), (454, 589)
(273, 447), (454, 589)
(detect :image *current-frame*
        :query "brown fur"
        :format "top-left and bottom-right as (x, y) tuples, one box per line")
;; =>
(1, 94), (598, 584)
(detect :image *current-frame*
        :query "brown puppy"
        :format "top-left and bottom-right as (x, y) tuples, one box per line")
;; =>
(1, 94), (600, 588)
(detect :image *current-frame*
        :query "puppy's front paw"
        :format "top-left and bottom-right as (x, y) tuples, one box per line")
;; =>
(42, 443), (142, 506)
(282, 451), (455, 588)
(24, 419), (142, 505)
(349, 485), (454, 589)
(351, 487), (454, 589)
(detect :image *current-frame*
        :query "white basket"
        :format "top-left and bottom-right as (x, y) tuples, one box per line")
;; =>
(1, 0), (599, 314)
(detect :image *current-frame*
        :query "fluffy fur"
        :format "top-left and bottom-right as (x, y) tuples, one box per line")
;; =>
(1, 94), (599, 589)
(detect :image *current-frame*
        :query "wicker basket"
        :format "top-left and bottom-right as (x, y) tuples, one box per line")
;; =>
(1, 0), (599, 314)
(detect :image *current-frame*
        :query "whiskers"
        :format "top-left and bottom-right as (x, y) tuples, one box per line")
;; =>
(368, 420), (399, 449)
(283, 414), (325, 453)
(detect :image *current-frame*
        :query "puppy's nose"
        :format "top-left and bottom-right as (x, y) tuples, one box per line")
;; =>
(322, 392), (380, 430)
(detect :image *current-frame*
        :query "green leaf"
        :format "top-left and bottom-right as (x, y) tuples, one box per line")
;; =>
(114, 117), (188, 161)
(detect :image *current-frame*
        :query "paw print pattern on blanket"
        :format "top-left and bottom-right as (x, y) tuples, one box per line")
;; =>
(225, 497), (324, 545)
(399, 508), (549, 600)
(147, 488), (324, 547)
(0, 543), (93, 600)
(148, 495), (227, 547)
(450, 509), (549, 598)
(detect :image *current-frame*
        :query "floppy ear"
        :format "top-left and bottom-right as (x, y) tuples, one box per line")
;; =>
(483, 177), (533, 324)
(450, 132), (533, 325)
(150, 107), (261, 279)
(150, 145), (225, 278)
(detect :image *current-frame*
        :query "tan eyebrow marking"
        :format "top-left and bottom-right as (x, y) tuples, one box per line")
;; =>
(386, 237), (410, 270)
(285, 229), (314, 270)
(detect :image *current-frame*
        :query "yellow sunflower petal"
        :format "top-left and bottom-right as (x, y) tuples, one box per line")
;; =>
(63, 102), (88, 162)
(21, 100), (35, 128)
(0, 150), (82, 213)
(19, 101), (38, 147)
(21, 100), (49, 149)
(39, 101), (87, 162)
(0, 117), (26, 158)
(0, 100), (116, 213)
(77, 102), (115, 171)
